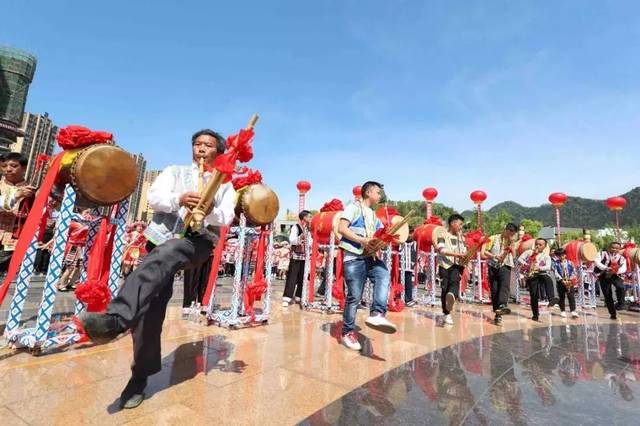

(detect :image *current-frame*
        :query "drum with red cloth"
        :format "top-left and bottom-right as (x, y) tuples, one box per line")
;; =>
(311, 211), (342, 245)
(56, 144), (139, 207)
(563, 240), (598, 264)
(413, 223), (445, 252)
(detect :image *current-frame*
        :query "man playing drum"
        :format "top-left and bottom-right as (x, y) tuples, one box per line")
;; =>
(79, 129), (236, 409)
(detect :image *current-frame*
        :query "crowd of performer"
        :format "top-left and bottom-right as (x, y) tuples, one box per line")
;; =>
(3, 138), (638, 412)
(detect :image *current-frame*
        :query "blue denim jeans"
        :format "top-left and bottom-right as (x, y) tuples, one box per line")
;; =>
(341, 257), (390, 335)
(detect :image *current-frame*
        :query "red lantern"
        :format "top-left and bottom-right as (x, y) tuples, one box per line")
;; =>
(548, 192), (568, 208)
(296, 181), (311, 194)
(606, 196), (627, 212)
(352, 185), (362, 198)
(470, 190), (487, 205)
(422, 187), (438, 202)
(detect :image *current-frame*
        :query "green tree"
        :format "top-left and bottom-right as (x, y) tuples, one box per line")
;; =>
(520, 219), (543, 237)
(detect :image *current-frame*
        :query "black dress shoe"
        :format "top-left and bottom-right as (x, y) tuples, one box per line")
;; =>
(532, 316), (540, 322)
(120, 376), (147, 409)
(494, 315), (503, 326)
(495, 305), (511, 315)
(79, 312), (125, 345)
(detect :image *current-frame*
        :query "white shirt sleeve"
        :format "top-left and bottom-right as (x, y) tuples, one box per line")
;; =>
(517, 250), (531, 265)
(289, 224), (300, 245)
(147, 166), (181, 213)
(594, 251), (608, 271)
(0, 192), (17, 211)
(618, 256), (628, 275)
(204, 182), (236, 227)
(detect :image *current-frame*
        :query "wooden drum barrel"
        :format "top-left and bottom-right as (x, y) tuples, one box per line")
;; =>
(57, 144), (139, 206)
(563, 240), (598, 264)
(413, 223), (445, 252)
(235, 184), (280, 227)
(375, 207), (410, 244)
(622, 247), (640, 268)
(310, 211), (342, 245)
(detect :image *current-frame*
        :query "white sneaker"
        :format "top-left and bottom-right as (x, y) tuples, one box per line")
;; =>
(560, 311), (567, 318)
(282, 297), (291, 307)
(181, 307), (191, 317)
(444, 314), (454, 325)
(365, 313), (397, 334)
(571, 311), (579, 318)
(342, 331), (362, 351)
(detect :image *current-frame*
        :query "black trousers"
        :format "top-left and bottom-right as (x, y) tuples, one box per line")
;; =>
(107, 235), (214, 378)
(557, 282), (576, 312)
(404, 271), (414, 302)
(183, 255), (213, 308)
(283, 258), (305, 300)
(527, 275), (545, 318)
(488, 266), (511, 312)
(439, 265), (463, 314)
(599, 275), (625, 317)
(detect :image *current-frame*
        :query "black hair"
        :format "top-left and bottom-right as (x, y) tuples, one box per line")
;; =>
(554, 248), (566, 256)
(191, 129), (226, 153)
(299, 210), (311, 220)
(505, 223), (518, 233)
(536, 238), (547, 246)
(609, 241), (622, 248)
(0, 152), (6, 161)
(4, 152), (27, 167)
(447, 213), (465, 225)
(361, 181), (383, 199)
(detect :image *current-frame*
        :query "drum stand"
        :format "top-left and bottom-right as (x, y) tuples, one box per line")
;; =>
(627, 265), (640, 312)
(3, 185), (129, 353)
(416, 247), (437, 306)
(301, 234), (343, 314)
(577, 264), (598, 310)
(207, 215), (273, 329)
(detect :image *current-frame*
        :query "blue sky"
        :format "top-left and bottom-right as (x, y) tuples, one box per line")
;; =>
(3, 1), (639, 214)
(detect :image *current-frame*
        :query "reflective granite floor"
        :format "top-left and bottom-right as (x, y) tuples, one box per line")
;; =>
(1, 297), (638, 425)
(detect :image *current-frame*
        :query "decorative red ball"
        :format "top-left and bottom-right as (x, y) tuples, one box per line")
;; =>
(470, 190), (487, 204)
(296, 181), (311, 194)
(605, 196), (627, 211)
(548, 192), (568, 208)
(352, 185), (362, 197)
(422, 187), (438, 202)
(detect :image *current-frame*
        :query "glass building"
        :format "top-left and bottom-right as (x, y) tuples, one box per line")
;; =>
(0, 46), (37, 150)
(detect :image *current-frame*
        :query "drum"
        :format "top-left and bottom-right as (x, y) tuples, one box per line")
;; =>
(622, 247), (640, 267)
(413, 223), (445, 252)
(375, 207), (410, 244)
(235, 184), (280, 226)
(56, 144), (139, 206)
(563, 240), (598, 264)
(517, 238), (551, 256)
(310, 211), (342, 245)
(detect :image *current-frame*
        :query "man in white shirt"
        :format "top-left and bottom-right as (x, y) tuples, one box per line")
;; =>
(517, 238), (552, 322)
(80, 129), (236, 409)
(594, 241), (628, 319)
(282, 210), (311, 307)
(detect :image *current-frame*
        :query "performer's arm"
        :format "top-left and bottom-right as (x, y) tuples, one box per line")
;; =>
(147, 166), (181, 213)
(205, 183), (236, 226)
(481, 237), (495, 259)
(594, 252), (608, 271)
(289, 225), (300, 245)
(618, 256), (628, 275)
(517, 250), (529, 265)
(337, 219), (370, 246)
